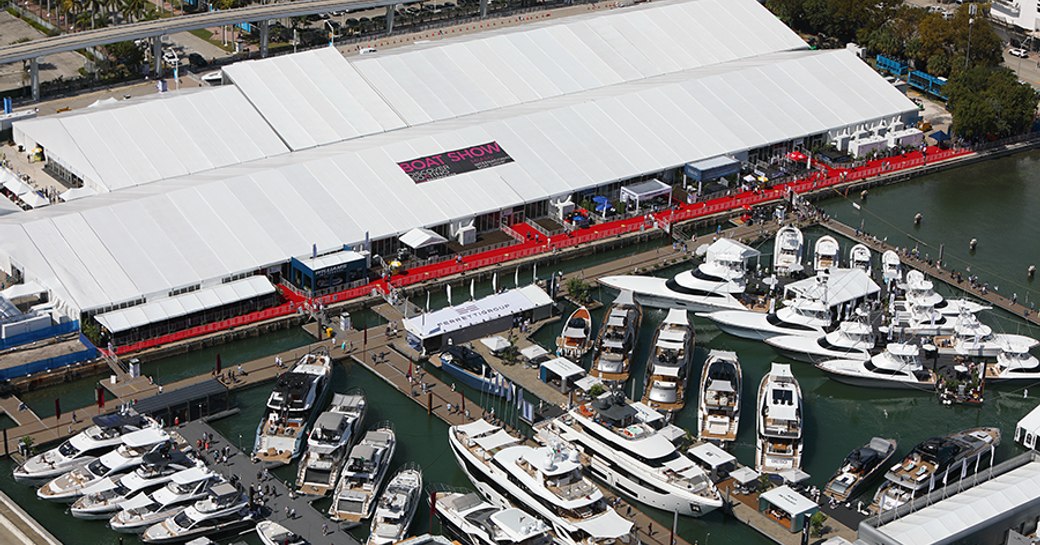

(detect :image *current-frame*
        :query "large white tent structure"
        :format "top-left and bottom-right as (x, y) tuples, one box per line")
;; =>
(0, 0), (919, 319)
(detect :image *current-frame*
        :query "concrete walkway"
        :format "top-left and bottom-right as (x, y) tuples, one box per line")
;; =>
(0, 490), (61, 545)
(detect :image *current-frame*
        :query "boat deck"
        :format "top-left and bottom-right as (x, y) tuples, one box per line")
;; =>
(176, 420), (360, 545)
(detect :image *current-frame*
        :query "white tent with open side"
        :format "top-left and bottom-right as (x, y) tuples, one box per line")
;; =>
(620, 179), (672, 210)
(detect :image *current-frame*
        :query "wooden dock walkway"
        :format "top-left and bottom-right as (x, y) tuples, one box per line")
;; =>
(177, 420), (360, 544)
(820, 218), (1040, 327)
(718, 480), (858, 545)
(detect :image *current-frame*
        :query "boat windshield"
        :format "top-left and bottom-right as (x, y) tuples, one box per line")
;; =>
(57, 440), (80, 457)
(171, 511), (194, 530)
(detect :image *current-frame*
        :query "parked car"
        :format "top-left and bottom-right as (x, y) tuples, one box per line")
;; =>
(187, 53), (207, 69)
(1009, 47), (1028, 58)
(161, 49), (180, 67)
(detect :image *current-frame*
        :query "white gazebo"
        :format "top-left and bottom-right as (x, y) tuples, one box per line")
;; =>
(619, 179), (672, 210)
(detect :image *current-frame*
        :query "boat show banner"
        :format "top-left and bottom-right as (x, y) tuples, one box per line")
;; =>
(398, 141), (514, 183)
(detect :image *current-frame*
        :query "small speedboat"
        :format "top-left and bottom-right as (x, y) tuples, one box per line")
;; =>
(556, 306), (593, 358)
(813, 235), (840, 271)
(257, 521), (307, 545)
(367, 464), (423, 545)
(881, 250), (902, 285)
(849, 244), (871, 274)
(817, 343), (937, 389)
(773, 225), (804, 276)
(823, 437), (897, 502)
(756, 363), (803, 474)
(697, 350), (741, 444)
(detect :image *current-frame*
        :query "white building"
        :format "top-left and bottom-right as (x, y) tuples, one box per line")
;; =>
(991, 0), (1040, 32)
(1, 0), (919, 325)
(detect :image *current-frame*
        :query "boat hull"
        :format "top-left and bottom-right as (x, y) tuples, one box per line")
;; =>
(585, 454), (718, 517)
(440, 361), (506, 397)
(821, 371), (932, 390)
(599, 276), (745, 313)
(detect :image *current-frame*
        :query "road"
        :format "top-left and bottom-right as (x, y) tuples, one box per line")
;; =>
(0, 12), (86, 95)
(1003, 49), (1040, 89)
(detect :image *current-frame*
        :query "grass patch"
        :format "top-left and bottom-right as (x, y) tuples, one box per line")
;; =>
(6, 6), (61, 37)
(188, 27), (235, 52)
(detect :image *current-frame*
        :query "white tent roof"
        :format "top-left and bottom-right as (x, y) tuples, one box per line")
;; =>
(520, 344), (549, 361)
(404, 285), (552, 340)
(620, 179), (671, 201)
(1018, 402), (1040, 437)
(400, 227), (448, 250)
(59, 186), (98, 202)
(296, 251), (367, 272)
(94, 275), (274, 333)
(12, 86), (290, 192)
(707, 238), (761, 261)
(878, 457), (1040, 545)
(223, 47), (407, 151)
(688, 441), (736, 468)
(760, 485), (818, 516)
(0, 196), (21, 217)
(784, 268), (881, 309)
(540, 357), (584, 379)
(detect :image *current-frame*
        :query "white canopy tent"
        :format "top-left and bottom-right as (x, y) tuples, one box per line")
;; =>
(400, 227), (448, 250)
(619, 179), (672, 210)
(784, 268), (881, 310)
(58, 186), (97, 202)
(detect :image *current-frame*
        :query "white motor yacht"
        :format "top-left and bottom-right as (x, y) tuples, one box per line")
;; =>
(449, 419), (635, 545)
(37, 428), (172, 502)
(883, 300), (957, 337)
(589, 291), (641, 383)
(766, 312), (876, 363)
(543, 395), (721, 516)
(432, 490), (554, 545)
(773, 225), (804, 276)
(697, 350), (742, 444)
(902, 270), (990, 316)
(702, 296), (829, 341)
(367, 464), (423, 545)
(141, 483), (253, 544)
(297, 389), (368, 497)
(849, 244), (871, 274)
(934, 312), (1039, 358)
(986, 339), (1040, 381)
(813, 235), (840, 271)
(756, 363), (803, 474)
(817, 343), (937, 389)
(823, 437), (897, 503)
(257, 521), (306, 545)
(330, 423), (397, 523)
(599, 238), (759, 312)
(872, 428), (1000, 512)
(881, 250), (902, 285)
(70, 450), (196, 519)
(641, 309), (694, 420)
(14, 413), (156, 484)
(109, 467), (222, 533)
(556, 306), (593, 359)
(253, 349), (334, 467)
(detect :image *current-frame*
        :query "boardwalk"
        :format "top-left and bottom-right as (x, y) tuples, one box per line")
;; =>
(719, 480), (858, 545)
(177, 420), (360, 545)
(821, 218), (1040, 327)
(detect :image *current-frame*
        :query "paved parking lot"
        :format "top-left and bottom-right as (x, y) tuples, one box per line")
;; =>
(0, 11), (87, 95)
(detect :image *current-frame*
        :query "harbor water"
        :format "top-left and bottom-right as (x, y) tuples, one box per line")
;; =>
(5, 152), (1040, 545)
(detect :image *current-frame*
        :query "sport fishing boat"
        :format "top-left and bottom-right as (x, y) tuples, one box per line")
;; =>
(432, 490), (554, 545)
(589, 291), (641, 383)
(872, 428), (1000, 512)
(881, 250), (902, 285)
(823, 437), (897, 503)
(934, 311), (1039, 358)
(253, 349), (333, 467)
(813, 235), (840, 271)
(70, 450), (196, 519)
(599, 238), (760, 312)
(816, 342), (937, 389)
(702, 296), (830, 341)
(849, 244), (871, 274)
(367, 463), (423, 545)
(449, 419), (635, 545)
(986, 340), (1040, 381)
(330, 423), (397, 524)
(882, 300), (957, 337)
(256, 521), (306, 545)
(140, 483), (253, 544)
(641, 308), (694, 420)
(296, 389), (368, 497)
(14, 413), (157, 484)
(556, 306), (593, 358)
(108, 467), (223, 533)
(756, 363), (803, 474)
(37, 428), (173, 502)
(697, 350), (742, 444)
(901, 270), (990, 316)
(772, 225), (804, 276)
(541, 394), (722, 516)
(439, 345), (506, 397)
(765, 311), (876, 363)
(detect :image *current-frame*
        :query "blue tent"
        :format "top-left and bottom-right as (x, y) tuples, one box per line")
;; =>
(930, 130), (949, 143)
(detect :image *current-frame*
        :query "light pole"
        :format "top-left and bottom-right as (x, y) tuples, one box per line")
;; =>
(171, 49), (180, 91)
(965, 3), (977, 71)
(325, 19), (337, 48)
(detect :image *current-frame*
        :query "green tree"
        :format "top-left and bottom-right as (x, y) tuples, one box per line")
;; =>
(809, 511), (828, 537)
(946, 66), (1039, 141)
(564, 277), (593, 305)
(119, 0), (147, 22)
(106, 40), (144, 69)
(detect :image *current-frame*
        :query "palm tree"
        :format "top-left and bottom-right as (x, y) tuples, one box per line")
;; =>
(85, 0), (105, 28)
(119, 0), (146, 22)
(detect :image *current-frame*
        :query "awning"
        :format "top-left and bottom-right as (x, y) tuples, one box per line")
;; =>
(455, 419), (499, 437)
(620, 179), (671, 204)
(473, 429), (520, 451)
(1, 281), (46, 300)
(540, 357), (584, 379)
(480, 336), (510, 353)
(930, 129), (949, 142)
(0, 196), (22, 216)
(59, 186), (98, 202)
(572, 510), (633, 539)
(295, 251), (368, 273)
(731, 466), (761, 485)
(520, 344), (549, 361)
(18, 191), (49, 209)
(574, 375), (604, 392)
(760, 485), (818, 516)
(688, 442), (736, 469)
(779, 468), (811, 484)
(400, 227), (448, 250)
(403, 285), (552, 340)
(684, 155), (740, 182)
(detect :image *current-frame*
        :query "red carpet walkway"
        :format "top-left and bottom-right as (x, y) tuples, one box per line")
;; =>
(112, 147), (969, 355)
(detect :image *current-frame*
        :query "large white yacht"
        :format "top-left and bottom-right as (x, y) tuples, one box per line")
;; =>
(70, 450), (196, 519)
(599, 238), (760, 312)
(14, 413), (156, 484)
(772, 225), (804, 276)
(872, 428), (1000, 512)
(108, 467), (222, 533)
(367, 464), (423, 545)
(881, 250), (902, 285)
(589, 291), (641, 384)
(813, 235), (840, 271)
(297, 390), (368, 497)
(901, 270), (990, 316)
(542, 394), (721, 517)
(432, 490), (554, 545)
(37, 428), (172, 502)
(849, 244), (871, 274)
(448, 419), (635, 545)
(140, 483), (253, 544)
(765, 311), (876, 363)
(697, 350), (742, 444)
(253, 349), (333, 467)
(883, 300), (957, 337)
(330, 423), (397, 523)
(986, 340), (1040, 381)
(934, 311), (1039, 358)
(756, 363), (803, 474)
(702, 296), (830, 341)
(816, 343), (937, 389)
(641, 309), (694, 420)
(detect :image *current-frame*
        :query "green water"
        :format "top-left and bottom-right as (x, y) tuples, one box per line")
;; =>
(5, 156), (1040, 545)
